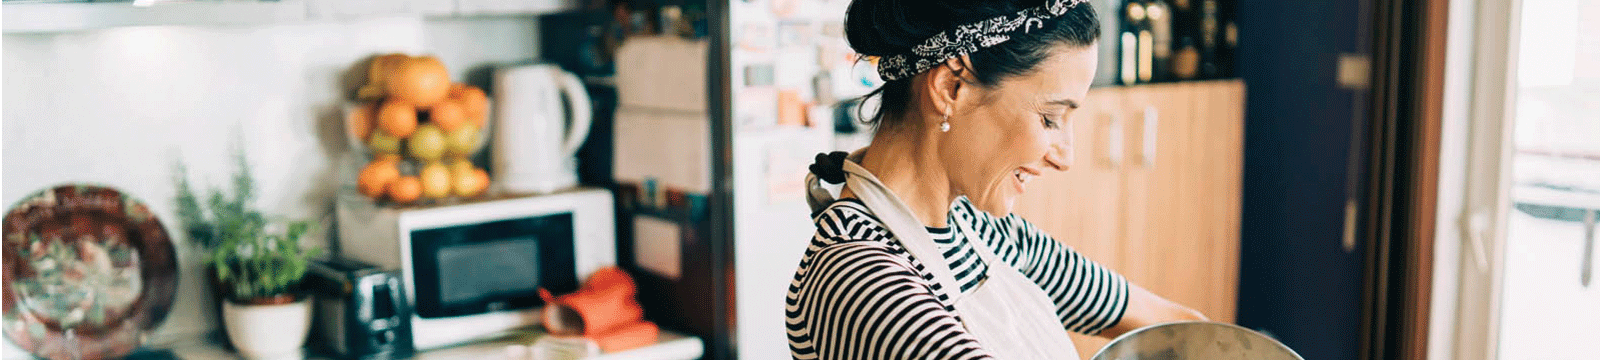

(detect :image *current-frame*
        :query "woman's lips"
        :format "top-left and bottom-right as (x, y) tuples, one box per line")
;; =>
(1013, 168), (1037, 192)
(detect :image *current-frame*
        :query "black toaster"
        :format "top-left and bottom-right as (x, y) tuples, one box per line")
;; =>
(304, 257), (415, 360)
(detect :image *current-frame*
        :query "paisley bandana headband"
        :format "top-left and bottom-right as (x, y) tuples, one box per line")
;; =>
(876, 0), (1090, 82)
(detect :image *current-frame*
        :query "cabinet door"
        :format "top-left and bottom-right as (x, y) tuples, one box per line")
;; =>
(1011, 86), (1127, 360)
(1120, 81), (1244, 323)
(1191, 80), (1245, 323)
(1117, 82), (1199, 309)
(454, 0), (573, 15)
(306, 0), (452, 19)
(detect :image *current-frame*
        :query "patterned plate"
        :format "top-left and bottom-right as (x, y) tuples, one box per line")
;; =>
(2, 185), (178, 360)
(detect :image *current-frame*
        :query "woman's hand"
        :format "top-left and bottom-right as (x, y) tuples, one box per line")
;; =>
(1097, 283), (1209, 338)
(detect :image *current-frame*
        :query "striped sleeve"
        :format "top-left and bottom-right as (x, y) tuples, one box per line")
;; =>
(789, 242), (995, 360)
(955, 199), (1131, 335)
(788, 201), (994, 360)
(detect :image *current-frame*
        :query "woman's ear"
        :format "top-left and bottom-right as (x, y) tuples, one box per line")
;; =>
(922, 56), (975, 120)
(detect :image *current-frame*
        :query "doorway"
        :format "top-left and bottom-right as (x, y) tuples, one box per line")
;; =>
(1497, 0), (1600, 358)
(1446, 0), (1600, 359)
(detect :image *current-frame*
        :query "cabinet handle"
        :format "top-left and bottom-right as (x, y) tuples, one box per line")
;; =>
(1141, 106), (1158, 168)
(1583, 210), (1595, 287)
(1107, 112), (1123, 169)
(1342, 201), (1359, 253)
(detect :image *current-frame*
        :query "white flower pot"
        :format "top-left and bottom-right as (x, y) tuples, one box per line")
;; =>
(222, 296), (312, 360)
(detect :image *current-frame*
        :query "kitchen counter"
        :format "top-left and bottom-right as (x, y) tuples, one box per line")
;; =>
(149, 329), (703, 360)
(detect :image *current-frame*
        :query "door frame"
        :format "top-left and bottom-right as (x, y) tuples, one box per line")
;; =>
(1360, 0), (1451, 357)
(1431, 0), (1522, 359)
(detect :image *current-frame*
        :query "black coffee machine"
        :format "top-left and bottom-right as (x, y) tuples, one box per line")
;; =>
(304, 258), (414, 360)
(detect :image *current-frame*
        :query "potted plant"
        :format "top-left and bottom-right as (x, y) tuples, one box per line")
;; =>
(175, 150), (320, 360)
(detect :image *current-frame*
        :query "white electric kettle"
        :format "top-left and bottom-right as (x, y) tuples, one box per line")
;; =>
(493, 64), (593, 193)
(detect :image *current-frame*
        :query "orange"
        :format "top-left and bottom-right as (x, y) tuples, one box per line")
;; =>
(469, 169), (491, 197)
(360, 53), (411, 100)
(377, 100), (418, 138)
(357, 157), (402, 199)
(368, 53), (409, 87)
(429, 100), (468, 132)
(449, 84), (490, 126)
(386, 56), (452, 108)
(348, 103), (377, 140)
(387, 176), (423, 204)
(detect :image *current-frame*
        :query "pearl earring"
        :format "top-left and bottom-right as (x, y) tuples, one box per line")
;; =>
(940, 115), (951, 133)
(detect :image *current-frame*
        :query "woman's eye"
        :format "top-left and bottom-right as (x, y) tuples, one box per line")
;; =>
(1041, 115), (1060, 129)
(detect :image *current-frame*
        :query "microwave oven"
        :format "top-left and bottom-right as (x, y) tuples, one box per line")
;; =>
(335, 187), (617, 350)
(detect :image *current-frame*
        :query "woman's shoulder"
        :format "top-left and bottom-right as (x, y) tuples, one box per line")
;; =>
(811, 198), (895, 244)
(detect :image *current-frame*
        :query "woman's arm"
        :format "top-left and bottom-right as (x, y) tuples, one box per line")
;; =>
(961, 199), (1208, 338)
(1097, 282), (1208, 338)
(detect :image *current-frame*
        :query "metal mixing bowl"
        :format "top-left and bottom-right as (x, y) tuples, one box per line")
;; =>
(1092, 321), (1304, 360)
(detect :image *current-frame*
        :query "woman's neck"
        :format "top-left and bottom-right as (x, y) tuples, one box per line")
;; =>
(854, 124), (955, 228)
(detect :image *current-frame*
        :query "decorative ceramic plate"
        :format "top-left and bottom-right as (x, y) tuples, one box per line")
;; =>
(2, 185), (178, 360)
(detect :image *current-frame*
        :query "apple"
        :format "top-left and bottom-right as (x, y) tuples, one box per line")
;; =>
(408, 124), (447, 161)
(419, 162), (452, 199)
(367, 131), (402, 155)
(445, 124), (480, 157)
(450, 161), (488, 197)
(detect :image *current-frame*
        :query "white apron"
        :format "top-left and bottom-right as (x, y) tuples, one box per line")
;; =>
(806, 152), (1080, 359)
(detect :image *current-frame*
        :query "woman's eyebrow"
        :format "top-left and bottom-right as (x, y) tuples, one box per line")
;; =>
(1046, 98), (1081, 109)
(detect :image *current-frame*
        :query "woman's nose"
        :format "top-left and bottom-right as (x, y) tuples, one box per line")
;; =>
(1044, 122), (1074, 171)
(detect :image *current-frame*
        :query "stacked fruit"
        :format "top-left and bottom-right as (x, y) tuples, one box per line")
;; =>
(349, 53), (493, 204)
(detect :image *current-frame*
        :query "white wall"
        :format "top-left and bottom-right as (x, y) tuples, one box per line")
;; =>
(1, 15), (540, 350)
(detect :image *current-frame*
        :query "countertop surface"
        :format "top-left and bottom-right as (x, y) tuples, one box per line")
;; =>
(109, 329), (704, 360)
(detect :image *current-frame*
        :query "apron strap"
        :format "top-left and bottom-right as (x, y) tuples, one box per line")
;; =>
(804, 150), (966, 302)
(949, 207), (1006, 273)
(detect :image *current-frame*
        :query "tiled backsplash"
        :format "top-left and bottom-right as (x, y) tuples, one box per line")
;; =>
(1, 15), (540, 346)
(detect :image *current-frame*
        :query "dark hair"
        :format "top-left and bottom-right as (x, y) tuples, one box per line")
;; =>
(845, 0), (1099, 127)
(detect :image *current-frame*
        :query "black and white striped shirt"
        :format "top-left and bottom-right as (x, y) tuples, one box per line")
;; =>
(786, 197), (1130, 360)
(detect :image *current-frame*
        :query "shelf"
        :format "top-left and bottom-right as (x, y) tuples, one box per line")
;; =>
(1, 0), (581, 34)
(3, 1), (309, 33)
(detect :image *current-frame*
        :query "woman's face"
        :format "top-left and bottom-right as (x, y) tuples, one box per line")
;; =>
(940, 43), (1098, 216)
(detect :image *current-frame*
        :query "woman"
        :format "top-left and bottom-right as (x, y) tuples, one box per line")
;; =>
(786, 0), (1207, 358)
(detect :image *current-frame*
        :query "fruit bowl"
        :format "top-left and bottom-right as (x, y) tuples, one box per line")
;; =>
(344, 105), (495, 206)
(343, 53), (496, 205)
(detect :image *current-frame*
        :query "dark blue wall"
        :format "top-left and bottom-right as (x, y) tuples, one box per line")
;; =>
(1235, 0), (1368, 359)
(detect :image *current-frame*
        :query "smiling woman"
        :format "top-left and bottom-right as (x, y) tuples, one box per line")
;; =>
(784, 0), (1204, 359)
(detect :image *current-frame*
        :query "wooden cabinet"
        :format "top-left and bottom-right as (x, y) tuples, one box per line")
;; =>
(1012, 80), (1245, 359)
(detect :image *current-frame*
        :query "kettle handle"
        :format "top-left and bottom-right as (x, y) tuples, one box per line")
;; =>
(553, 68), (594, 156)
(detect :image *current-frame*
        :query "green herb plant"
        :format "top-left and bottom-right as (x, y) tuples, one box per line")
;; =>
(174, 149), (321, 302)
